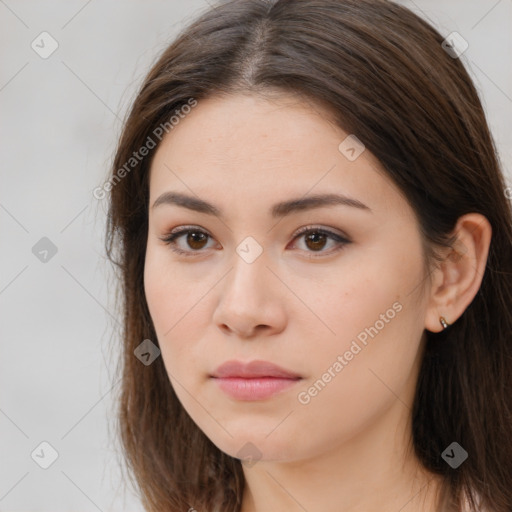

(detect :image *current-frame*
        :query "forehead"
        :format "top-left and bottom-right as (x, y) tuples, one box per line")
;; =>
(148, 92), (409, 219)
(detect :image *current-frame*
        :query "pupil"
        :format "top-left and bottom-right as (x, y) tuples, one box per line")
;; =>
(188, 232), (206, 249)
(306, 232), (326, 251)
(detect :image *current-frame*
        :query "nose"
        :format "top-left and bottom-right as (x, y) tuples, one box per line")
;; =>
(212, 249), (287, 339)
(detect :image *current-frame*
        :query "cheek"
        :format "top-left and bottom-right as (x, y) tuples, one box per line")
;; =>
(144, 241), (195, 327)
(289, 245), (425, 447)
(289, 240), (418, 352)
(144, 248), (186, 357)
(143, 246), (213, 377)
(144, 249), (172, 332)
(291, 308), (422, 452)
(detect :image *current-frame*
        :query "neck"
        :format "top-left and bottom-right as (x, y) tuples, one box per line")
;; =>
(240, 400), (445, 512)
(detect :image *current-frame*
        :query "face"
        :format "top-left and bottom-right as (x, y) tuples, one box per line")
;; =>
(144, 92), (431, 463)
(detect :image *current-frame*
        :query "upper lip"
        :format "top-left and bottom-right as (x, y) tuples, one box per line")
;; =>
(211, 360), (302, 379)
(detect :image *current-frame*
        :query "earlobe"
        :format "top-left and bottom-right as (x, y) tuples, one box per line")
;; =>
(424, 213), (492, 334)
(439, 316), (450, 329)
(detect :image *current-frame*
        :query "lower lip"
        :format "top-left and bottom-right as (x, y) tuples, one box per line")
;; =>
(212, 377), (301, 400)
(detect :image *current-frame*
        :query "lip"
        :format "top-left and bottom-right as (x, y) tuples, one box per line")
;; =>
(210, 360), (302, 401)
(211, 359), (302, 379)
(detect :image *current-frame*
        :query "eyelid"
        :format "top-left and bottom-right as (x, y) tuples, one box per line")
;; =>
(292, 224), (349, 242)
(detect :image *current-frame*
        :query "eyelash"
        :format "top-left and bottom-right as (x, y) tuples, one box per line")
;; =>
(159, 225), (350, 259)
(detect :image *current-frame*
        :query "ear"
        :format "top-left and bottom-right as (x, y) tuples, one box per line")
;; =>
(424, 213), (492, 333)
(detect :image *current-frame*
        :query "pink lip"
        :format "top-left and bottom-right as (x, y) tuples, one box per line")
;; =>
(210, 360), (302, 401)
(211, 359), (302, 379)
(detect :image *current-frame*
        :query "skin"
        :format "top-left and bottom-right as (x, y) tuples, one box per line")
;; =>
(144, 92), (492, 512)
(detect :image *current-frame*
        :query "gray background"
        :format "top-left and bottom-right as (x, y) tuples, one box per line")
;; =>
(0, 1), (510, 511)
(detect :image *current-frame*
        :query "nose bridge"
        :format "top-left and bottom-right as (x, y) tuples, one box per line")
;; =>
(211, 236), (279, 336)
(213, 225), (288, 339)
(225, 237), (270, 303)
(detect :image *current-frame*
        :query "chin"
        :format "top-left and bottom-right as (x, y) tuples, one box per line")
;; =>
(204, 424), (301, 464)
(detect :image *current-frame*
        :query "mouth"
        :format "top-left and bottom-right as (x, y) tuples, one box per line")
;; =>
(210, 359), (303, 401)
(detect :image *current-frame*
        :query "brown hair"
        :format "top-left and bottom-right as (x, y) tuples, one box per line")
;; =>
(105, 0), (512, 510)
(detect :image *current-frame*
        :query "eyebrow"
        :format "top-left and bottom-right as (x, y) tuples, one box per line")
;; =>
(151, 191), (372, 218)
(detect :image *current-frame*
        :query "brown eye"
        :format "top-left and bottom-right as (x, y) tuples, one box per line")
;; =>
(291, 227), (350, 258)
(186, 231), (209, 250)
(304, 231), (328, 251)
(161, 225), (350, 259)
(160, 227), (214, 257)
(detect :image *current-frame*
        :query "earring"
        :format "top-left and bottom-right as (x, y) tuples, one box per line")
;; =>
(439, 316), (450, 329)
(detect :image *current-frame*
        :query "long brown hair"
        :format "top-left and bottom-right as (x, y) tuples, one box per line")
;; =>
(105, 1), (512, 510)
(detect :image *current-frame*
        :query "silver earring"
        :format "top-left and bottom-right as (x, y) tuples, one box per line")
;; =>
(439, 316), (450, 329)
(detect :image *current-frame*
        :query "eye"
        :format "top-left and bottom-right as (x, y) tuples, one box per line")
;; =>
(159, 225), (350, 258)
(159, 226), (215, 257)
(289, 225), (350, 258)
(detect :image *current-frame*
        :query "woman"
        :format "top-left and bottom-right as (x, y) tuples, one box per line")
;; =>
(104, 0), (512, 510)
